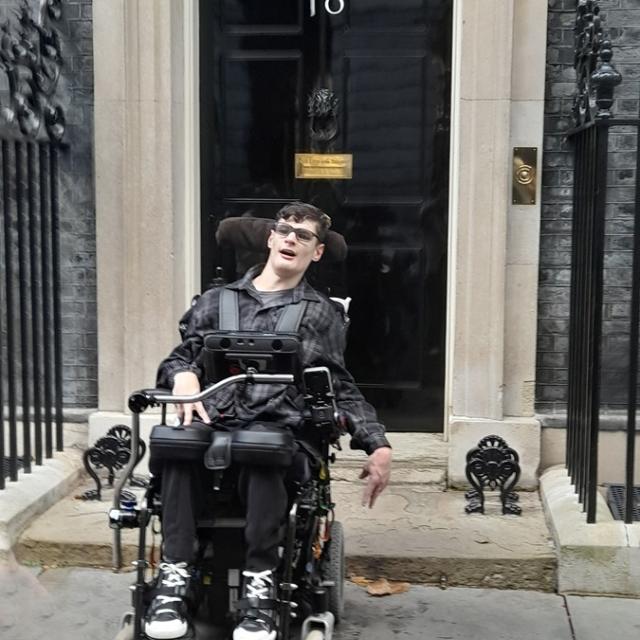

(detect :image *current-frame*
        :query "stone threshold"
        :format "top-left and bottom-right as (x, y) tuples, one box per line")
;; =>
(15, 477), (556, 592)
(7, 428), (556, 592)
(540, 465), (640, 596)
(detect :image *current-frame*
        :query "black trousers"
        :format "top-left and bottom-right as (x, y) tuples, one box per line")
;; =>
(159, 458), (289, 571)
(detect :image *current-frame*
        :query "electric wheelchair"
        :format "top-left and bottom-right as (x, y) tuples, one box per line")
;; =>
(109, 217), (350, 640)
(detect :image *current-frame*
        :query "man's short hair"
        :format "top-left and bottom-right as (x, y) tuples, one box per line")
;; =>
(275, 202), (332, 242)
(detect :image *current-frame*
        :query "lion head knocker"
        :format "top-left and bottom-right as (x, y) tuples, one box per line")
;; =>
(308, 88), (339, 149)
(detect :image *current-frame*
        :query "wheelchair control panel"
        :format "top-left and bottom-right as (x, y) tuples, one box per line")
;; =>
(203, 330), (302, 380)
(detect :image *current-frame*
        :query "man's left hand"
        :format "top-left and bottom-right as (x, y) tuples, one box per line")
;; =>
(359, 446), (392, 508)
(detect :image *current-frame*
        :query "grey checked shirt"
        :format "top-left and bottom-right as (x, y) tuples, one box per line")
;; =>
(156, 266), (390, 455)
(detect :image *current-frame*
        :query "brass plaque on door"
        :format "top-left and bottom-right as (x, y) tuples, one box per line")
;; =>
(512, 147), (537, 205)
(295, 153), (353, 180)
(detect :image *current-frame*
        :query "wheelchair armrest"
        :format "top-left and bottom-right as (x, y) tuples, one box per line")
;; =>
(128, 373), (295, 414)
(230, 425), (295, 467)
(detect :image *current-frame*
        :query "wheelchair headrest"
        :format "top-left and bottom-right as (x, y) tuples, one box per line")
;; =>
(215, 217), (348, 263)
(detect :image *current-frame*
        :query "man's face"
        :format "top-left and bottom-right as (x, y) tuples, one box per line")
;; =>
(267, 217), (325, 278)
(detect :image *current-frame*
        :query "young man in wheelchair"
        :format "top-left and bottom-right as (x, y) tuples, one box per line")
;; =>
(149, 202), (392, 640)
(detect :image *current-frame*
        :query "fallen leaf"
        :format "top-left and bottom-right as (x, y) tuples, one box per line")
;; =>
(366, 578), (391, 595)
(349, 575), (372, 587)
(387, 581), (410, 595)
(365, 578), (410, 597)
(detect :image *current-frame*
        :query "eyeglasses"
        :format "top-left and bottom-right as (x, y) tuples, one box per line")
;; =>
(273, 222), (320, 243)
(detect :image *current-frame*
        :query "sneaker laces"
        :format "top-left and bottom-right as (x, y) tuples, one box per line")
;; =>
(242, 569), (274, 600)
(158, 562), (190, 589)
(152, 594), (183, 614)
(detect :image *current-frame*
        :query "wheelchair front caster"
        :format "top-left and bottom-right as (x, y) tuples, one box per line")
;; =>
(301, 611), (335, 640)
(113, 611), (136, 640)
(113, 622), (134, 640)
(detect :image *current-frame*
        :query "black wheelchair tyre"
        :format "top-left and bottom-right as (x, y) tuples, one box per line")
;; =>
(324, 520), (345, 623)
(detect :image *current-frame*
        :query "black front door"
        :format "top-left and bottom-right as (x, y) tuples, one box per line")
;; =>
(200, 1), (452, 431)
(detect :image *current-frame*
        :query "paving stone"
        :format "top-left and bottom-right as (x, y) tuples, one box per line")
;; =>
(0, 564), (132, 640)
(566, 595), (640, 640)
(335, 584), (573, 640)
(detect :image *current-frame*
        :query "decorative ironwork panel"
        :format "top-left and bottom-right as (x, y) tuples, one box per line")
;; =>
(0, 0), (65, 142)
(464, 435), (521, 515)
(573, 0), (621, 128)
(77, 425), (147, 501)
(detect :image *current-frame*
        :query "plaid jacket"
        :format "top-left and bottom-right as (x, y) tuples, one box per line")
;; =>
(156, 266), (390, 455)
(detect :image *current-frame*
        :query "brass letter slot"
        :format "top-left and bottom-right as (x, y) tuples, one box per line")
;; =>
(512, 147), (537, 205)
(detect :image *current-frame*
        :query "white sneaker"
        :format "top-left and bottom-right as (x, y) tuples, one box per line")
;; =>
(144, 562), (192, 640)
(233, 569), (278, 640)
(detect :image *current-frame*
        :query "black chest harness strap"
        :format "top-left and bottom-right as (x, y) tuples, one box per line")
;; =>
(219, 288), (308, 332)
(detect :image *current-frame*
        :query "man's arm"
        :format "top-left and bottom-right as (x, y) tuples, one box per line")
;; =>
(303, 302), (392, 507)
(172, 371), (211, 425)
(359, 446), (392, 508)
(156, 292), (217, 424)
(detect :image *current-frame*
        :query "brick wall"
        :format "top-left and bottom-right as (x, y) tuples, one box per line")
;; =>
(4, 0), (637, 416)
(538, 0), (640, 416)
(0, 0), (96, 409)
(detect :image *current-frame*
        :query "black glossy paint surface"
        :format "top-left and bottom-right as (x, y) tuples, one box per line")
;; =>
(200, 1), (452, 431)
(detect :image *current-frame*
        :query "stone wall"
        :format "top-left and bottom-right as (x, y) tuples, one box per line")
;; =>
(538, 0), (640, 416)
(0, 0), (96, 409)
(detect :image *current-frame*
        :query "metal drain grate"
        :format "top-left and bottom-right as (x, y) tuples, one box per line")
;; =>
(605, 484), (640, 521)
(2, 457), (25, 479)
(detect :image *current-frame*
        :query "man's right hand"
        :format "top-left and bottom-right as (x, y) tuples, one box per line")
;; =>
(172, 371), (211, 425)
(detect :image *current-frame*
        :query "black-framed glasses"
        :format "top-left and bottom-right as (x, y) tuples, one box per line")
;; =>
(273, 222), (320, 243)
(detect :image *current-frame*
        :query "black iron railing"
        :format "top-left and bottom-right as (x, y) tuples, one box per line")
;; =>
(0, 1), (65, 488)
(566, 1), (638, 523)
(568, 115), (640, 523)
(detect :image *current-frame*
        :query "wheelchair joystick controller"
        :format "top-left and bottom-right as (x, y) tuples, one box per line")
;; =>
(303, 367), (340, 428)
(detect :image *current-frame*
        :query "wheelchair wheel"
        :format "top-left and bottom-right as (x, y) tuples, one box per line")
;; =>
(324, 520), (345, 623)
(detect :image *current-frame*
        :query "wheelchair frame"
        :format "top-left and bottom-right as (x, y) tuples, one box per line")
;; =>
(110, 370), (345, 640)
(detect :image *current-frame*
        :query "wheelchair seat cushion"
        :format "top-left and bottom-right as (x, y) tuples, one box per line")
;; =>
(149, 422), (213, 463)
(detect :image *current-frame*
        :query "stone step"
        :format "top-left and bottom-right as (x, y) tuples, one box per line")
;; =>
(330, 432), (448, 486)
(331, 466), (446, 485)
(15, 477), (556, 592)
(333, 482), (556, 592)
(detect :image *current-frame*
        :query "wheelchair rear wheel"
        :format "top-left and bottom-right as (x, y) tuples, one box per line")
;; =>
(324, 520), (345, 623)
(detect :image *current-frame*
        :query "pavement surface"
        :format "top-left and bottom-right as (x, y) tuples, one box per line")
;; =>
(0, 563), (638, 640)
